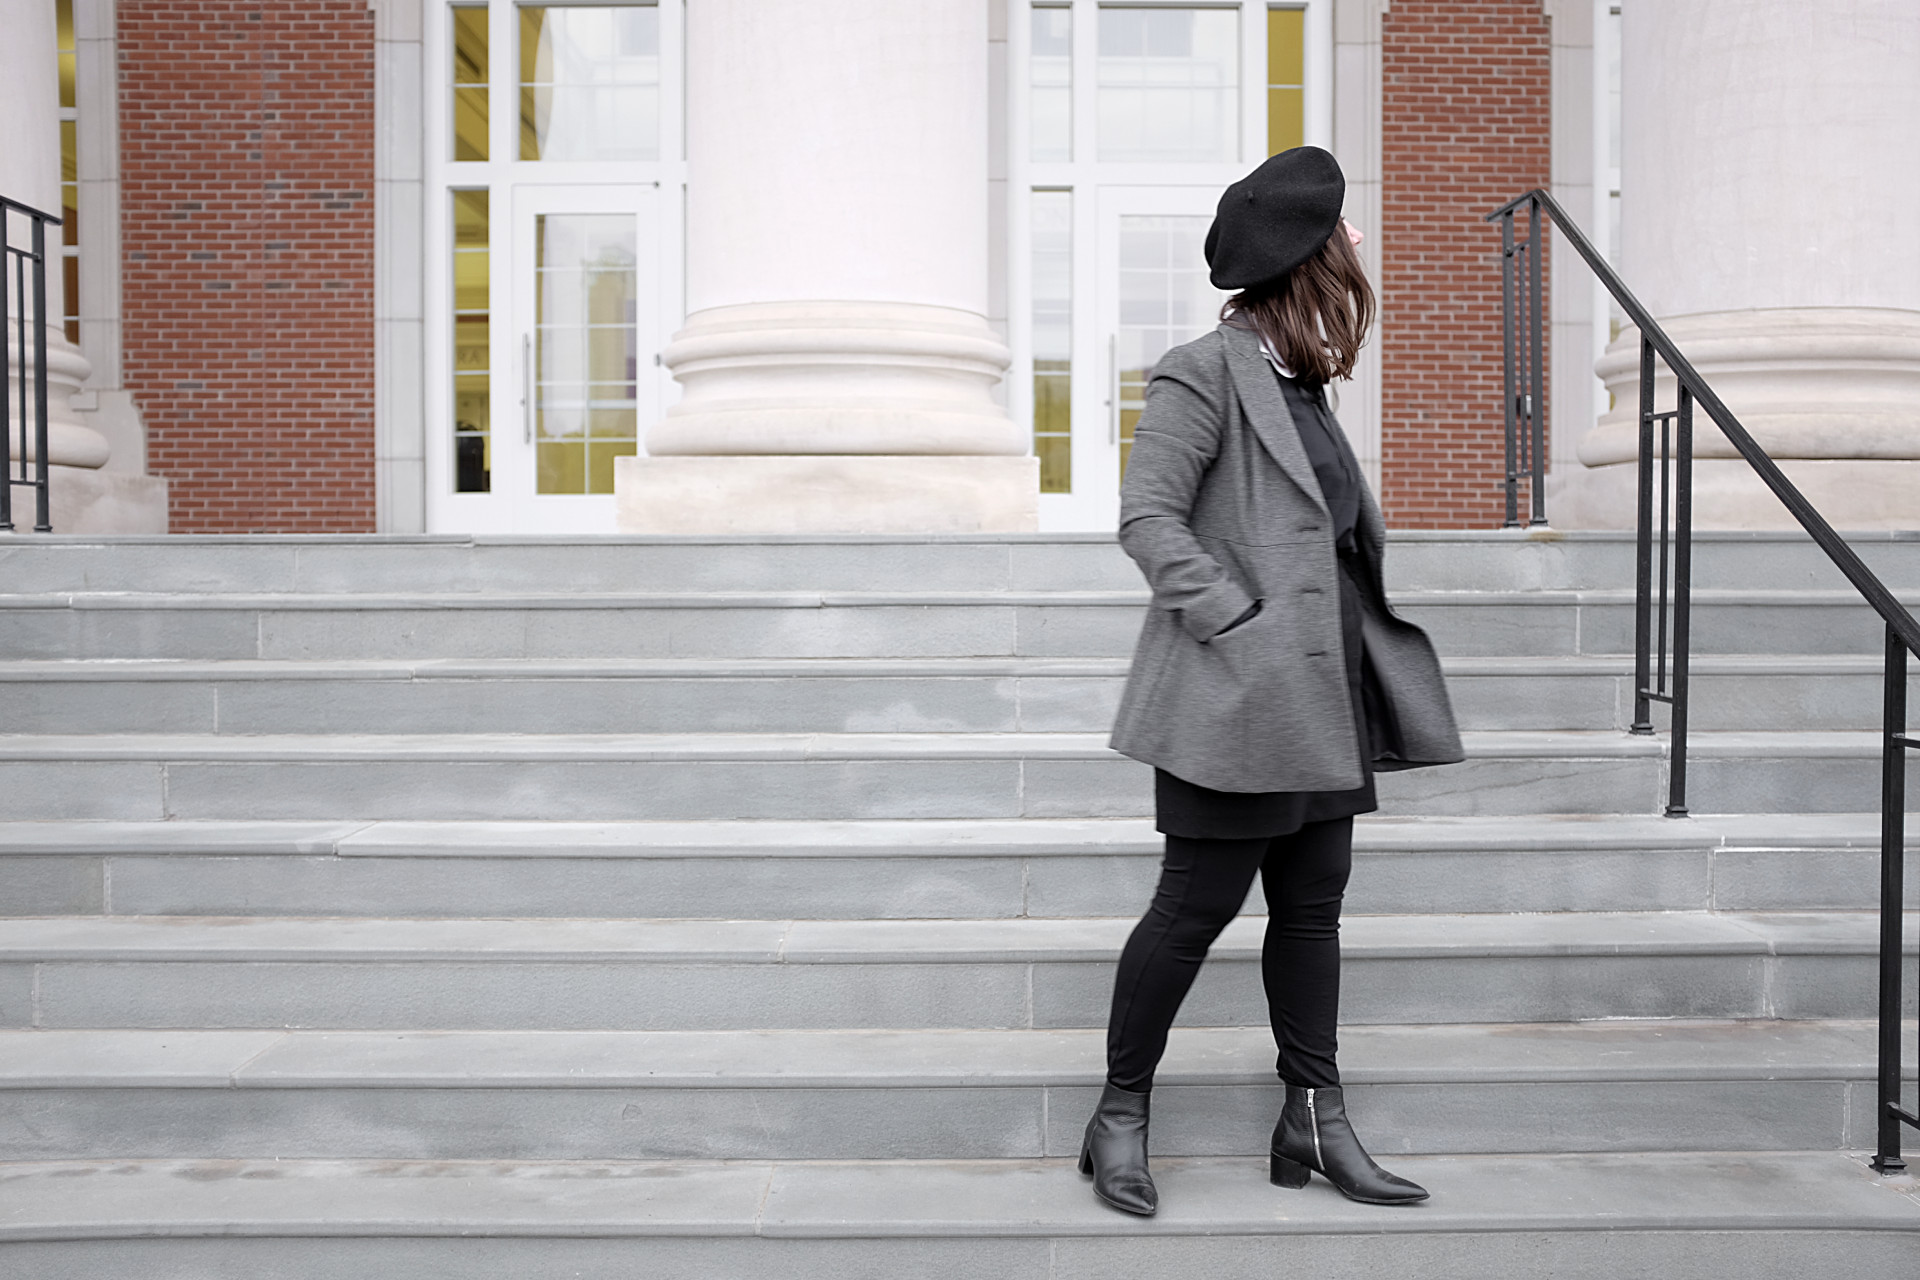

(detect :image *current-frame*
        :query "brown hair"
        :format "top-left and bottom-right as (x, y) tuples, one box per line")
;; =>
(1220, 225), (1375, 384)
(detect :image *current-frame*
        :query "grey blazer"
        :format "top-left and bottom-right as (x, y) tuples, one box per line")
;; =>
(1108, 323), (1464, 793)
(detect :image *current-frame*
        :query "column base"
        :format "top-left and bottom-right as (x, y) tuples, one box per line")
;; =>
(53, 467), (169, 533)
(614, 455), (1039, 534)
(1, 466), (168, 534)
(1551, 458), (1920, 531)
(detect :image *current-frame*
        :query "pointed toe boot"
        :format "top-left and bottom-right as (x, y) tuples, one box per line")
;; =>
(1079, 1082), (1158, 1216)
(1269, 1084), (1428, 1205)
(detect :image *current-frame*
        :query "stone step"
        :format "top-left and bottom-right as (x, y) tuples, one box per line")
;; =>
(8, 588), (1920, 660)
(10, 529), (1920, 595)
(3, 912), (1912, 1030)
(0, 1151), (1914, 1278)
(0, 729), (1913, 821)
(2, 1021), (1911, 1162)
(5, 815), (1918, 920)
(0, 654), (1908, 735)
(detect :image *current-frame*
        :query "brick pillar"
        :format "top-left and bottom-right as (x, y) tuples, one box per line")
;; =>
(1378, 0), (1551, 528)
(119, 1), (376, 532)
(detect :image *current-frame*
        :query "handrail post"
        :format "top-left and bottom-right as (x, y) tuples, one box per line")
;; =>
(28, 212), (49, 532)
(1500, 209), (1519, 527)
(0, 208), (11, 533)
(1666, 386), (1693, 817)
(1874, 623), (1909, 1175)
(1630, 335), (1655, 735)
(1527, 195), (1547, 526)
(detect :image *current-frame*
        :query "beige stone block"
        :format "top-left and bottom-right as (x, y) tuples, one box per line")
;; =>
(1550, 458), (1920, 532)
(614, 456), (1039, 534)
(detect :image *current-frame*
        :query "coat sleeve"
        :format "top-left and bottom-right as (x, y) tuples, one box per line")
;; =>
(1117, 344), (1257, 643)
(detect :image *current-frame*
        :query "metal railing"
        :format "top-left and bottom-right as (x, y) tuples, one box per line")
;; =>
(1, 195), (61, 533)
(1488, 188), (1918, 1176)
(1496, 196), (1547, 528)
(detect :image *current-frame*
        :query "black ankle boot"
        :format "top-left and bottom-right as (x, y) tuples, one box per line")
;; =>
(1269, 1084), (1427, 1205)
(1079, 1082), (1157, 1216)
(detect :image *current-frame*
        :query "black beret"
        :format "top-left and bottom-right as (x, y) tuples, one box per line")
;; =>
(1204, 146), (1346, 291)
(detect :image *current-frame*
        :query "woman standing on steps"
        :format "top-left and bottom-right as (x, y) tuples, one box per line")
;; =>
(1081, 146), (1464, 1217)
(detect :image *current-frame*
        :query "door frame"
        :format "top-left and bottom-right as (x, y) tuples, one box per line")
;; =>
(1038, 185), (1228, 532)
(421, 0), (687, 535)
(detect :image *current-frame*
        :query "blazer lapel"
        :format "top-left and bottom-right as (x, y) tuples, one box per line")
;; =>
(1220, 323), (1328, 518)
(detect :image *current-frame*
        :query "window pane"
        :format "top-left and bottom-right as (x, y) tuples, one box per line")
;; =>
(1116, 215), (1226, 480)
(1031, 6), (1072, 162)
(452, 190), (491, 493)
(1031, 191), (1072, 494)
(56, 0), (76, 109)
(520, 5), (661, 162)
(535, 213), (638, 494)
(1266, 5), (1304, 155)
(452, 5), (489, 160)
(1098, 6), (1238, 163)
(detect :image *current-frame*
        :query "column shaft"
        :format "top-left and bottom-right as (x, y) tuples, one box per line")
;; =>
(1559, 0), (1920, 529)
(617, 0), (1036, 534)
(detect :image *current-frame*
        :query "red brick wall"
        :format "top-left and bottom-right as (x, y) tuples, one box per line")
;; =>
(119, 1), (376, 532)
(1379, 0), (1551, 528)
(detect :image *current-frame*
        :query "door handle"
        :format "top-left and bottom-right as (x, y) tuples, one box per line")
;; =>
(522, 334), (533, 445)
(1107, 334), (1118, 446)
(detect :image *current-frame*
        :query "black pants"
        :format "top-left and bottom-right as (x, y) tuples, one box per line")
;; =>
(1105, 817), (1353, 1091)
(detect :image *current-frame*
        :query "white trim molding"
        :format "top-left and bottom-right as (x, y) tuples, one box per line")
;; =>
(375, 0), (427, 532)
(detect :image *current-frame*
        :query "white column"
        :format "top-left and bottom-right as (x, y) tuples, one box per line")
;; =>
(0, 0), (167, 532)
(0, 1), (107, 481)
(616, 0), (1038, 534)
(1557, 0), (1920, 529)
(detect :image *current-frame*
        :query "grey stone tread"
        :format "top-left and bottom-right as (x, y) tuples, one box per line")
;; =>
(6, 590), (1161, 610)
(12, 587), (1920, 619)
(1, 1020), (1911, 1089)
(0, 911), (1910, 962)
(0, 1152), (1914, 1242)
(0, 729), (1904, 763)
(0, 654), (1897, 680)
(1, 813), (1915, 858)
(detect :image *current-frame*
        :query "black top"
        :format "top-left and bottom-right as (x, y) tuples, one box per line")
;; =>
(1278, 373), (1360, 554)
(1153, 365), (1379, 840)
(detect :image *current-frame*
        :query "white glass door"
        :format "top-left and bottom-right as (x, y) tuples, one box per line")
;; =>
(1046, 185), (1226, 531)
(426, 1), (683, 534)
(443, 184), (661, 533)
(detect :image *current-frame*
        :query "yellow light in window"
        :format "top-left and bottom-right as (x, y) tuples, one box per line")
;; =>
(1267, 6), (1305, 156)
(453, 5), (489, 161)
(452, 190), (492, 494)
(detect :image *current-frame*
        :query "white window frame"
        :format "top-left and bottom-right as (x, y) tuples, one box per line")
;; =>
(1008, 0), (1333, 532)
(421, 0), (687, 534)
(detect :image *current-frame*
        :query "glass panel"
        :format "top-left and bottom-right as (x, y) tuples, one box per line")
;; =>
(1266, 6), (1304, 155)
(1116, 215), (1225, 480)
(1031, 191), (1072, 494)
(61, 120), (79, 249)
(62, 255), (79, 346)
(56, 0), (76, 109)
(1031, 6), (1072, 163)
(452, 190), (492, 493)
(1097, 6), (1238, 163)
(57, 2), (79, 341)
(452, 4), (490, 161)
(535, 213), (638, 495)
(520, 5), (660, 162)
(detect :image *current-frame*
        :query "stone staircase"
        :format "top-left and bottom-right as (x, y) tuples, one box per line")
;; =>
(0, 530), (1916, 1278)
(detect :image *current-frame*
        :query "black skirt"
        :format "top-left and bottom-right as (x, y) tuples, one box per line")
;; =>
(1154, 559), (1380, 839)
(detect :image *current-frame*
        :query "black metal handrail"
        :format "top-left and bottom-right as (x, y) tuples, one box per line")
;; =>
(1, 194), (61, 534)
(1488, 188), (1918, 1176)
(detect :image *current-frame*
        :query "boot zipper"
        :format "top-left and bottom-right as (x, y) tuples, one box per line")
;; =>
(1307, 1089), (1323, 1169)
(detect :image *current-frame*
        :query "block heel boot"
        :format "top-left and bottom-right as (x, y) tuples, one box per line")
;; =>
(1268, 1084), (1428, 1205)
(1079, 1082), (1158, 1216)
